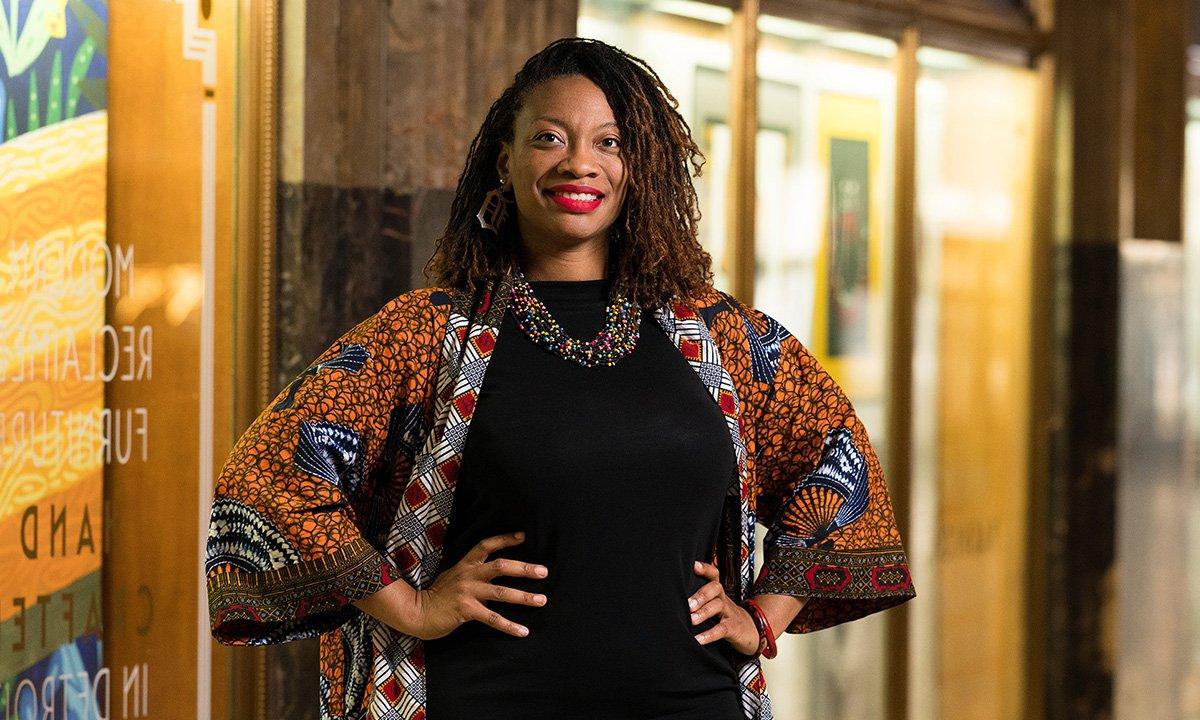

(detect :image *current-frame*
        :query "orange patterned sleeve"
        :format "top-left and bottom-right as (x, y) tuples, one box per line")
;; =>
(205, 297), (413, 645)
(748, 317), (916, 634)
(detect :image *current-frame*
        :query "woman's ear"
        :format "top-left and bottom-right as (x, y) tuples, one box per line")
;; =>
(495, 143), (510, 182)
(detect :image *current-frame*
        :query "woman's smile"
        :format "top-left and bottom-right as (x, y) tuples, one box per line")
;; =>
(544, 183), (605, 213)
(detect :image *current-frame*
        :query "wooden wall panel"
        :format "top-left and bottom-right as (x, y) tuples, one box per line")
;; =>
(1125, 0), (1187, 242)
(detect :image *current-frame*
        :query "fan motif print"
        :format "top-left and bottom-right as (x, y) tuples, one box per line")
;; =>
(275, 343), (372, 411)
(295, 420), (367, 499)
(740, 306), (791, 384)
(205, 498), (302, 574)
(766, 426), (870, 549)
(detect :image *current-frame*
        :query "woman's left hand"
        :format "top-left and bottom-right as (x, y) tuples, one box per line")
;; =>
(688, 560), (760, 656)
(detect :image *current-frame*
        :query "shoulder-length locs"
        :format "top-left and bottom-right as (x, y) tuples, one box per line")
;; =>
(423, 36), (716, 309)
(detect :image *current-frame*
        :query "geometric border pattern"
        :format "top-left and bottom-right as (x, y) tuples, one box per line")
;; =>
(207, 536), (398, 646)
(751, 547), (914, 635)
(753, 546), (914, 598)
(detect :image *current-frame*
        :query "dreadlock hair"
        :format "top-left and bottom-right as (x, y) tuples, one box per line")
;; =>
(422, 36), (716, 309)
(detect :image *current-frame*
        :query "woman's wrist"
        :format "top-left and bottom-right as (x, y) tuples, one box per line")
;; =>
(353, 579), (425, 638)
(747, 593), (805, 643)
(739, 597), (778, 659)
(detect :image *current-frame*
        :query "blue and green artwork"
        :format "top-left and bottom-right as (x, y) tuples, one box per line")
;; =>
(1, 0), (107, 142)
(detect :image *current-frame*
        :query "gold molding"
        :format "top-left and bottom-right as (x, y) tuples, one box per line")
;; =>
(252, 0), (279, 413)
(1022, 46), (1059, 720)
(229, 1), (279, 719)
(885, 25), (918, 720)
(728, 0), (759, 304)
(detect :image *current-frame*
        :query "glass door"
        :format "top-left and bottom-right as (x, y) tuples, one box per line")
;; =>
(752, 14), (898, 720)
(579, 0), (737, 289)
(909, 46), (1039, 720)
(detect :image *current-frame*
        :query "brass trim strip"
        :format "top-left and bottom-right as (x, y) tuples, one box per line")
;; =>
(729, 0), (760, 304)
(1023, 46), (1059, 720)
(885, 22), (919, 720)
(230, 1), (279, 719)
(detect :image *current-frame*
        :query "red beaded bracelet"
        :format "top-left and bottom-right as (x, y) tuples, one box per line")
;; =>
(740, 598), (778, 659)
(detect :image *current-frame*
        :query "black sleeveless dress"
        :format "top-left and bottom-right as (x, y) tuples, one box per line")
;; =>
(423, 277), (744, 720)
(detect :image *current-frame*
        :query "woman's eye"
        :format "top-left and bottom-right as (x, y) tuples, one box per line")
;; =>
(534, 132), (619, 148)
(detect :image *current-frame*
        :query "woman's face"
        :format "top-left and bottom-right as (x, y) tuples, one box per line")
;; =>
(497, 74), (629, 260)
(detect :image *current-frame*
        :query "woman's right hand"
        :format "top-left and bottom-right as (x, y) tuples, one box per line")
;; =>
(408, 530), (549, 640)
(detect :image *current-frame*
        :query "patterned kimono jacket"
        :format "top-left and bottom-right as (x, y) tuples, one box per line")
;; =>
(205, 272), (916, 720)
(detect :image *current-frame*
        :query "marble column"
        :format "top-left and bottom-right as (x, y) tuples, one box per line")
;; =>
(1046, 0), (1189, 718)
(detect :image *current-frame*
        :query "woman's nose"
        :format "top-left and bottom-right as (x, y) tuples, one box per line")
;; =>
(557, 142), (600, 177)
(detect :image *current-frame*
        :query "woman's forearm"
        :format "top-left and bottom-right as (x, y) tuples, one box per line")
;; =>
(353, 578), (423, 637)
(748, 593), (806, 643)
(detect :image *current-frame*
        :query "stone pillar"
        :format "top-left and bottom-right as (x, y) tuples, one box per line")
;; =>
(1047, 0), (1188, 718)
(276, 0), (575, 378)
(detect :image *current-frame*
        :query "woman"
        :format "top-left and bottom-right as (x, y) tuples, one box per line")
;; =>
(206, 37), (915, 720)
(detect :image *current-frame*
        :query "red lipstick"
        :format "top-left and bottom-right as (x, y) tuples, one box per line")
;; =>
(544, 183), (604, 213)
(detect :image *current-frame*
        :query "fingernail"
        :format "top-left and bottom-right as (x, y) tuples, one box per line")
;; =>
(515, 531), (525, 539)
(688, 598), (697, 610)
(694, 561), (702, 569)
(536, 566), (548, 577)
(690, 612), (698, 622)
(519, 626), (529, 636)
(535, 594), (547, 604)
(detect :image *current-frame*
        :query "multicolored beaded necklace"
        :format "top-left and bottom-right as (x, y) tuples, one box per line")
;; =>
(507, 268), (641, 367)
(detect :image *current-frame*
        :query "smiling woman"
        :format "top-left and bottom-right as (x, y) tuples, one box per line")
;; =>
(495, 74), (629, 256)
(206, 36), (915, 720)
(425, 37), (717, 309)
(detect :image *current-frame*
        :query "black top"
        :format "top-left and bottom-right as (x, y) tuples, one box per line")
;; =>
(423, 277), (743, 720)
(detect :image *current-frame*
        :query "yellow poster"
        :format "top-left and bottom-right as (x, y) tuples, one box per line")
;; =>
(813, 92), (885, 395)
